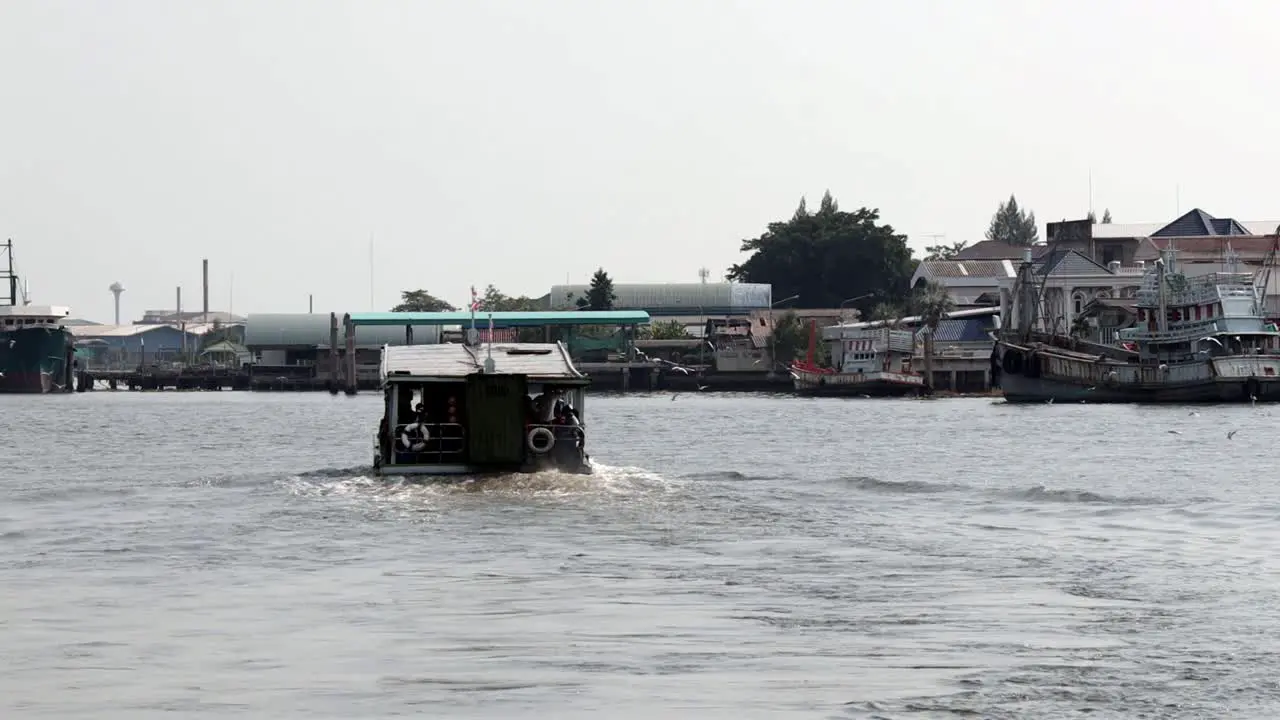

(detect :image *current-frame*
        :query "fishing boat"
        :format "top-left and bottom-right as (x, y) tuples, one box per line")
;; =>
(372, 340), (592, 476)
(995, 239), (1280, 403)
(0, 240), (74, 394)
(791, 318), (926, 397)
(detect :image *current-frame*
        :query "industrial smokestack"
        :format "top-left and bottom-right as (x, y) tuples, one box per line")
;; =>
(202, 258), (209, 322)
(176, 286), (182, 319)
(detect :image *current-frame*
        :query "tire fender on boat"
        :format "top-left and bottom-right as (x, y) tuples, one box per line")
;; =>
(398, 423), (429, 452)
(527, 426), (556, 454)
(1246, 377), (1261, 399)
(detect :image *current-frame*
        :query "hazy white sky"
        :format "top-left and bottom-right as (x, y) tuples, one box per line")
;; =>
(2, 0), (1278, 322)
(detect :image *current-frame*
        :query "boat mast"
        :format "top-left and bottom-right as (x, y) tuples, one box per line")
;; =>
(1258, 227), (1280, 316)
(1156, 248), (1169, 334)
(3, 239), (15, 307)
(1015, 248), (1037, 342)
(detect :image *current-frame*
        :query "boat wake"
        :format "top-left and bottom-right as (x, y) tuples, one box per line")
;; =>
(277, 462), (677, 512)
(838, 475), (1206, 507)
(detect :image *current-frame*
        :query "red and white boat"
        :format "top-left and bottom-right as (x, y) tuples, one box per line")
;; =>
(790, 318), (926, 397)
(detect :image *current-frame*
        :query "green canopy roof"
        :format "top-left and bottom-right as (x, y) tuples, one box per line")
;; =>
(348, 310), (650, 327)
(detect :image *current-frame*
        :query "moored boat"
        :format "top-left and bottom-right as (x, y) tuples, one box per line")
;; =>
(791, 319), (926, 397)
(372, 340), (592, 476)
(995, 239), (1280, 403)
(0, 240), (74, 394)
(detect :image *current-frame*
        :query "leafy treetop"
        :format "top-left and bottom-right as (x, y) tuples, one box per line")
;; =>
(924, 241), (969, 261)
(985, 194), (1039, 246)
(476, 284), (541, 312)
(726, 190), (916, 318)
(576, 268), (617, 310)
(391, 290), (456, 313)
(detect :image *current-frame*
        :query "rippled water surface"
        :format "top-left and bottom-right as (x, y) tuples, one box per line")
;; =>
(4, 392), (1280, 718)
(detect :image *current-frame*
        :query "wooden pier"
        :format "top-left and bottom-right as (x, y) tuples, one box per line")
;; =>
(74, 367), (383, 392)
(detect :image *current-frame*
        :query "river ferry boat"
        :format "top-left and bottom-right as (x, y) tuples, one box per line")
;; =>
(791, 319), (926, 397)
(372, 340), (592, 476)
(0, 240), (74, 394)
(995, 240), (1280, 403)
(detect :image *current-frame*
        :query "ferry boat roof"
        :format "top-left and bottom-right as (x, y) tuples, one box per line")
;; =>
(380, 342), (588, 383)
(0, 304), (70, 318)
(352, 310), (650, 327)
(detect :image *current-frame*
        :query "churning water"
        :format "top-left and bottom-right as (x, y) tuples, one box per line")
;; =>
(3, 392), (1280, 718)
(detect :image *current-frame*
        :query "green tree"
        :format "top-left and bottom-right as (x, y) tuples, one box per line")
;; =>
(768, 310), (808, 367)
(924, 241), (969, 261)
(645, 320), (690, 340)
(870, 302), (903, 325)
(1101, 208), (1113, 224)
(1087, 210), (1097, 223)
(915, 280), (955, 392)
(576, 268), (617, 310)
(985, 194), (1039, 246)
(478, 284), (541, 312)
(392, 290), (456, 312)
(726, 191), (916, 318)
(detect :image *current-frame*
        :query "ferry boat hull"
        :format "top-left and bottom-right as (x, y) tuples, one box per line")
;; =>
(792, 366), (926, 397)
(0, 326), (73, 393)
(375, 453), (593, 478)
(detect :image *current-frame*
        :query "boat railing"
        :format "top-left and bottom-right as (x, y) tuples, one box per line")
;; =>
(390, 422), (466, 464)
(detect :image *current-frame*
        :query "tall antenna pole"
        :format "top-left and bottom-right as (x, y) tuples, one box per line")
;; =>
(1088, 168), (1093, 216)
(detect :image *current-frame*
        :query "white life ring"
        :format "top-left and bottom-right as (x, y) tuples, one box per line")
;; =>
(527, 426), (555, 454)
(398, 423), (429, 452)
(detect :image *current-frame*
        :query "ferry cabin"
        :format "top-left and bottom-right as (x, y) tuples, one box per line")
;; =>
(826, 326), (916, 374)
(375, 342), (590, 476)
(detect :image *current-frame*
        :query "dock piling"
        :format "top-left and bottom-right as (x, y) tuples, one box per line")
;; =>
(328, 312), (339, 394)
(343, 313), (357, 395)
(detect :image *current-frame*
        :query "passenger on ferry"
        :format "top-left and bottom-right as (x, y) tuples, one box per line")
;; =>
(532, 389), (561, 423)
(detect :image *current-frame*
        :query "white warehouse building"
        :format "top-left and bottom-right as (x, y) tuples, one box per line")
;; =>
(548, 283), (773, 317)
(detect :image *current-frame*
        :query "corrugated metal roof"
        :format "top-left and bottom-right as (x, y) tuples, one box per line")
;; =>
(920, 317), (994, 343)
(350, 310), (649, 327)
(548, 283), (771, 310)
(917, 260), (1016, 279)
(823, 306), (1000, 338)
(67, 323), (208, 338)
(381, 342), (586, 382)
(952, 241), (1050, 260)
(245, 313), (442, 348)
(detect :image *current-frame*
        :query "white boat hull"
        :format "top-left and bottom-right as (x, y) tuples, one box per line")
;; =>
(792, 367), (926, 397)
